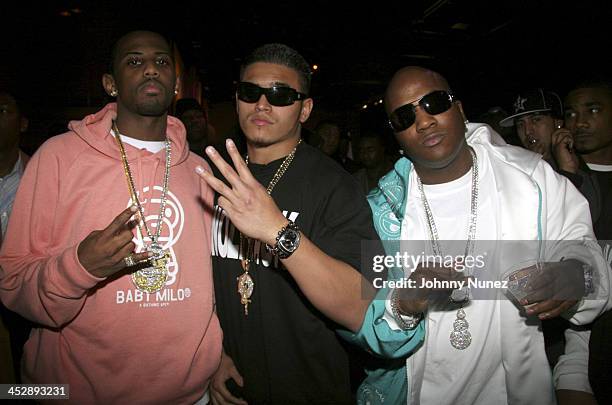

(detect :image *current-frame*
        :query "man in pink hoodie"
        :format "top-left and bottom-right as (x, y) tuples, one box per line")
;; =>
(0, 31), (222, 404)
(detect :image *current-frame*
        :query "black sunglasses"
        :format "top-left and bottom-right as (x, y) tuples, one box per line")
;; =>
(237, 82), (308, 107)
(388, 90), (456, 132)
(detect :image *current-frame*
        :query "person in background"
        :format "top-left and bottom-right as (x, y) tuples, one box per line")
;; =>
(316, 120), (361, 173)
(500, 88), (601, 237)
(175, 97), (215, 157)
(353, 131), (392, 194)
(476, 106), (520, 146)
(0, 90), (31, 384)
(564, 76), (612, 404)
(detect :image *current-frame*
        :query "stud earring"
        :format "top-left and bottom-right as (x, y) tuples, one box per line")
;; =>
(174, 89), (179, 95)
(110, 89), (118, 97)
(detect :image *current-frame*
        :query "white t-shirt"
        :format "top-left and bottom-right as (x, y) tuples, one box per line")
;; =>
(392, 145), (514, 404)
(111, 129), (166, 153)
(586, 163), (612, 172)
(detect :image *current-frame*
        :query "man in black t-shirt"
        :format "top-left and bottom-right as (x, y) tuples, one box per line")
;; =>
(564, 77), (612, 404)
(196, 43), (377, 405)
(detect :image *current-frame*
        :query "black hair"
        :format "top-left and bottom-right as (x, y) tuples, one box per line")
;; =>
(358, 131), (389, 152)
(568, 75), (612, 96)
(359, 131), (385, 142)
(315, 119), (341, 131)
(175, 98), (204, 118)
(240, 43), (312, 95)
(107, 30), (173, 75)
(0, 88), (28, 117)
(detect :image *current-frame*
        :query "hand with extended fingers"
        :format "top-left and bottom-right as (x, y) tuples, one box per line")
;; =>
(77, 205), (150, 278)
(195, 139), (289, 246)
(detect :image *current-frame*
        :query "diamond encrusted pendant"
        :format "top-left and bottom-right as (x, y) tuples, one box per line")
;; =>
(238, 259), (254, 315)
(131, 243), (170, 294)
(450, 308), (472, 350)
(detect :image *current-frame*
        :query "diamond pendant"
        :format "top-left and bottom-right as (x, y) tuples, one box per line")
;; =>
(237, 259), (254, 315)
(450, 308), (472, 350)
(131, 244), (169, 294)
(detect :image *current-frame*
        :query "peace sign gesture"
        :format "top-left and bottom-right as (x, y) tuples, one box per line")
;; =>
(77, 205), (151, 278)
(196, 139), (289, 246)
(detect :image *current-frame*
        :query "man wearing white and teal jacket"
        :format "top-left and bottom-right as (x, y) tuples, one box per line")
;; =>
(345, 67), (610, 405)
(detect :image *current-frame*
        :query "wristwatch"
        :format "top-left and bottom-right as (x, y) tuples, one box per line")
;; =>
(267, 221), (301, 259)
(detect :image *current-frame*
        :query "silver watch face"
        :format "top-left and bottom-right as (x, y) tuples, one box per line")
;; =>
(279, 228), (300, 252)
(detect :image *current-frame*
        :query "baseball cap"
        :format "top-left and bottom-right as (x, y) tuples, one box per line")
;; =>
(499, 89), (563, 127)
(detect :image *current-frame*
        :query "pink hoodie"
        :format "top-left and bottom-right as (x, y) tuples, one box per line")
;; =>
(0, 104), (222, 404)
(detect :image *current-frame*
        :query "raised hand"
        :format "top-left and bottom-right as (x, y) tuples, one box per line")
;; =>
(195, 139), (289, 246)
(77, 206), (150, 278)
(551, 128), (579, 173)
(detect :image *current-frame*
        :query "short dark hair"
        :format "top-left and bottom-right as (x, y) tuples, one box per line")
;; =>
(175, 98), (203, 118)
(108, 30), (172, 75)
(568, 75), (612, 96)
(240, 43), (312, 95)
(0, 89), (27, 117)
(315, 119), (341, 131)
(359, 131), (388, 151)
(360, 131), (384, 142)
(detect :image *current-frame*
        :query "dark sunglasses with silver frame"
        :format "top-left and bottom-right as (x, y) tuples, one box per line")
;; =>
(388, 90), (456, 132)
(237, 82), (308, 107)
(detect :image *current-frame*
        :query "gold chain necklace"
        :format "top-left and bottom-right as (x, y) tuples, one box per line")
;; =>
(237, 138), (302, 315)
(112, 121), (172, 294)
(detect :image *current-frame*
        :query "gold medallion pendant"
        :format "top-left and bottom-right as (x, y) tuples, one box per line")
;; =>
(236, 139), (301, 316)
(112, 121), (172, 295)
(237, 259), (254, 315)
(132, 244), (170, 293)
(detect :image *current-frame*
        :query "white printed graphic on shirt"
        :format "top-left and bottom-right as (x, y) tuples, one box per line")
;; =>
(115, 186), (190, 307)
(211, 205), (300, 269)
(129, 186), (184, 285)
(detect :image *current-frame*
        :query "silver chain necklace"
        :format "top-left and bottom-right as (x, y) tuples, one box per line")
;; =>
(416, 146), (478, 350)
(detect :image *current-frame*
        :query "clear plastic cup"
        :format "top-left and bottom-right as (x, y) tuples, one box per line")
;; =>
(500, 259), (543, 302)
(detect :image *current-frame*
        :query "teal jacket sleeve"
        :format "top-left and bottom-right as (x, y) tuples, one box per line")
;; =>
(338, 285), (424, 358)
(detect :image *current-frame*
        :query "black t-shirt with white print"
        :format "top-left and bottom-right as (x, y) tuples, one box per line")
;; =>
(211, 142), (378, 405)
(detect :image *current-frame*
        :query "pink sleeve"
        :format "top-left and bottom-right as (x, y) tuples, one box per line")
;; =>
(0, 146), (103, 327)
